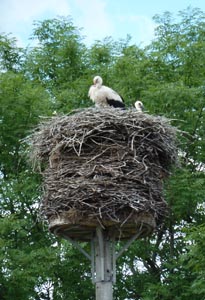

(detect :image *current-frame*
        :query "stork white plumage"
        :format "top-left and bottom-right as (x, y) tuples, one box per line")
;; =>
(135, 100), (144, 112)
(88, 75), (125, 109)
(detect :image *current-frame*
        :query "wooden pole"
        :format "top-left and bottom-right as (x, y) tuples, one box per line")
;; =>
(94, 227), (114, 300)
(56, 225), (147, 300)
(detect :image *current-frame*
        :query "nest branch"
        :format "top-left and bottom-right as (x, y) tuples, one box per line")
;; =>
(26, 108), (178, 226)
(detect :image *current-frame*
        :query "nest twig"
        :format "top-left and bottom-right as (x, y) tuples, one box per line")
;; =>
(26, 108), (178, 226)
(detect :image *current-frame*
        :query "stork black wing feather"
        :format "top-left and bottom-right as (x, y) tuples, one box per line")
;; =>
(106, 98), (126, 109)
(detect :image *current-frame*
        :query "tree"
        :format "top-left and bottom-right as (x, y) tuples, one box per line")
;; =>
(113, 7), (205, 300)
(0, 34), (23, 72)
(0, 35), (56, 299)
(1, 7), (205, 299)
(25, 17), (89, 113)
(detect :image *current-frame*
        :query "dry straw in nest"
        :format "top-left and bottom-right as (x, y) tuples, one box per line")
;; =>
(27, 108), (178, 237)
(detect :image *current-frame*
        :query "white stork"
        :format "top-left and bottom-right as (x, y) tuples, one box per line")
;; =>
(88, 75), (125, 109)
(134, 100), (144, 112)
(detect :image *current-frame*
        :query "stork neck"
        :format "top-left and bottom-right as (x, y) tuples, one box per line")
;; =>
(95, 83), (102, 89)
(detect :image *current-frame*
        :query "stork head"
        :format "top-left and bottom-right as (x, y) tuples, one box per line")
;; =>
(135, 100), (144, 112)
(93, 75), (103, 86)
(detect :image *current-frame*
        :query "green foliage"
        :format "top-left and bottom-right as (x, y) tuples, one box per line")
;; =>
(30, 17), (86, 84)
(181, 224), (205, 296)
(112, 45), (149, 104)
(1, 8), (205, 299)
(0, 34), (22, 72)
(0, 71), (51, 176)
(25, 17), (89, 113)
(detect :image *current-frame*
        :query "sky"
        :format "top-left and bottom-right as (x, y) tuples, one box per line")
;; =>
(1, 0), (205, 47)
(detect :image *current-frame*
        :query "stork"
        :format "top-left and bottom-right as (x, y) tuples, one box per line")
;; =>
(134, 100), (144, 112)
(88, 75), (125, 109)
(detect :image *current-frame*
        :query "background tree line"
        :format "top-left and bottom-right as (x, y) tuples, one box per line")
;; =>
(0, 6), (205, 300)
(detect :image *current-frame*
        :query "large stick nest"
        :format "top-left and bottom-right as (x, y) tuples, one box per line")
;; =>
(27, 108), (178, 234)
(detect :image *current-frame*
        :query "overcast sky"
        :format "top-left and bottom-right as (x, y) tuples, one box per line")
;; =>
(1, 0), (205, 47)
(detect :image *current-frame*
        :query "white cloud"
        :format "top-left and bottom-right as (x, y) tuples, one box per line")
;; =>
(0, 0), (70, 23)
(73, 0), (114, 44)
(116, 14), (156, 45)
(0, 0), (156, 47)
(0, 0), (114, 46)
(0, 0), (71, 45)
(130, 15), (156, 45)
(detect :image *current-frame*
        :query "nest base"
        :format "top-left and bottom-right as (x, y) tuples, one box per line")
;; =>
(49, 212), (156, 241)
